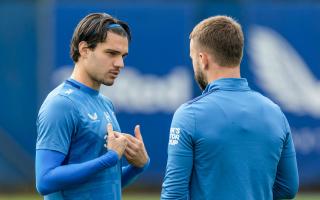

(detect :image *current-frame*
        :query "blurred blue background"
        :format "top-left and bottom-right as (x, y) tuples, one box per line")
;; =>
(1, 0), (320, 193)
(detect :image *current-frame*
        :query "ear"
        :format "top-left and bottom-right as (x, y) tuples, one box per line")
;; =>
(199, 52), (209, 70)
(78, 41), (90, 59)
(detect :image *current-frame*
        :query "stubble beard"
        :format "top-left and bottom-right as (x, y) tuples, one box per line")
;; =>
(195, 69), (208, 91)
(100, 78), (114, 87)
(88, 71), (114, 88)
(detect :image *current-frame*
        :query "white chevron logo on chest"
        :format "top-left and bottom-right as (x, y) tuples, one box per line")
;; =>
(88, 113), (98, 121)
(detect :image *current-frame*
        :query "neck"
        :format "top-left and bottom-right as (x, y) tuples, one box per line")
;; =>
(207, 65), (241, 83)
(71, 63), (100, 91)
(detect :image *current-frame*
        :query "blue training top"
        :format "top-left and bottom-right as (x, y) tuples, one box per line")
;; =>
(161, 78), (298, 200)
(36, 78), (147, 200)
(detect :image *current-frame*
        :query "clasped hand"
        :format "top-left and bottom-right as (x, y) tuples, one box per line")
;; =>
(105, 123), (149, 168)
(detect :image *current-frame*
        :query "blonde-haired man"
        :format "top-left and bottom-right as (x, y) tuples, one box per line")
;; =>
(161, 16), (298, 200)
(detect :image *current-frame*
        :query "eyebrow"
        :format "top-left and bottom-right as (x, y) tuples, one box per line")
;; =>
(105, 49), (128, 57)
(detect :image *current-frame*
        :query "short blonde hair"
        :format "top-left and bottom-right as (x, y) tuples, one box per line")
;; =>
(190, 15), (244, 67)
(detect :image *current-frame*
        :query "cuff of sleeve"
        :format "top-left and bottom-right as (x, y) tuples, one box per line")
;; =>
(107, 149), (119, 159)
(141, 158), (150, 171)
(99, 150), (119, 167)
(131, 158), (150, 173)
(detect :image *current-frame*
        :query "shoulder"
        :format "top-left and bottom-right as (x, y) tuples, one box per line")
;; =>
(251, 90), (283, 112)
(186, 89), (217, 106)
(39, 84), (78, 116)
(99, 94), (115, 110)
(173, 89), (219, 121)
(174, 102), (194, 118)
(171, 102), (195, 130)
(250, 90), (289, 129)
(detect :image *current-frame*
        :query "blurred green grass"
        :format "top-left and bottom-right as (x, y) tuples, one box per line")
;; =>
(0, 193), (319, 200)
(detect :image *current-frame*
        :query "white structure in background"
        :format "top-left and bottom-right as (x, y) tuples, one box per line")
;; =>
(292, 128), (320, 154)
(52, 66), (192, 114)
(248, 25), (320, 118)
(248, 25), (320, 154)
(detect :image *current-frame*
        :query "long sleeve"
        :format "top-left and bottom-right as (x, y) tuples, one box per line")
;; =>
(35, 149), (118, 195)
(161, 104), (195, 199)
(121, 159), (150, 188)
(273, 116), (299, 199)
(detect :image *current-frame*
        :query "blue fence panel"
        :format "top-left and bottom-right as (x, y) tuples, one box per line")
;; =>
(0, 2), (37, 188)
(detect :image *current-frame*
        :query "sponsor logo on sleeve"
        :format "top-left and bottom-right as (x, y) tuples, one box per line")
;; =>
(169, 128), (180, 146)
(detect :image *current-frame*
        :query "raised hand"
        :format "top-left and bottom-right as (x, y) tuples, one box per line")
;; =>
(105, 123), (127, 158)
(124, 125), (149, 168)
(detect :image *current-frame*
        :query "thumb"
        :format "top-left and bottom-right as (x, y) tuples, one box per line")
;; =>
(107, 123), (114, 136)
(134, 125), (143, 141)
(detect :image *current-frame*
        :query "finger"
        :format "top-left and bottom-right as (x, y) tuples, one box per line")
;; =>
(107, 123), (115, 137)
(116, 135), (127, 146)
(124, 151), (134, 160)
(120, 135), (128, 145)
(124, 133), (134, 139)
(125, 146), (137, 157)
(125, 143), (138, 153)
(134, 125), (143, 141)
(113, 131), (122, 138)
(124, 134), (138, 144)
(123, 134), (140, 148)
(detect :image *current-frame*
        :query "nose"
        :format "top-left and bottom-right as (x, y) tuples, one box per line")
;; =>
(114, 57), (124, 69)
